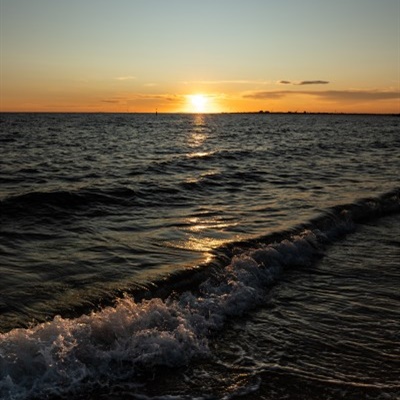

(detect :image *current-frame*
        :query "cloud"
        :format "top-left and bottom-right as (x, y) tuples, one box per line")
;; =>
(101, 93), (183, 103)
(101, 97), (123, 103)
(244, 89), (400, 102)
(245, 91), (288, 99)
(278, 80), (330, 85)
(319, 90), (399, 100)
(297, 80), (329, 85)
(133, 93), (183, 102)
(183, 79), (271, 85)
(115, 76), (136, 81)
(99, 93), (187, 112)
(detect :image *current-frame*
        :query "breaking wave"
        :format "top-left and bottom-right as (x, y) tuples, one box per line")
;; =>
(1, 189), (399, 399)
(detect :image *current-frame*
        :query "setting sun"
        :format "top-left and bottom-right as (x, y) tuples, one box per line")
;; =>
(188, 94), (208, 113)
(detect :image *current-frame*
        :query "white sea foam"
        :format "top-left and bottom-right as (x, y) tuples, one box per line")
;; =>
(0, 224), (354, 400)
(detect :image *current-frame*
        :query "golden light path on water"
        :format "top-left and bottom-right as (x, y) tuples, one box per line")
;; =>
(163, 113), (240, 263)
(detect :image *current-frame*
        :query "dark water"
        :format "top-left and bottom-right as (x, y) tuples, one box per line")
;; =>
(0, 113), (399, 399)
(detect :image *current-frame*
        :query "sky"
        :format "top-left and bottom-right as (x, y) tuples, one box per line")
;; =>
(1, 0), (399, 113)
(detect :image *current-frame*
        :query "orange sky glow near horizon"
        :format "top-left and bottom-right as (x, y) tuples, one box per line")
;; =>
(1, 1), (399, 114)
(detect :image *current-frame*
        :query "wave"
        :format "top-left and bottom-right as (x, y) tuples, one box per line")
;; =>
(0, 189), (399, 399)
(0, 168), (267, 222)
(145, 149), (257, 174)
(0, 186), (132, 210)
(0, 185), (186, 221)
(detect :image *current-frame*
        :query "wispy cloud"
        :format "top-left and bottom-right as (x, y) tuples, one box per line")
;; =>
(101, 93), (185, 104)
(101, 96), (126, 103)
(132, 93), (184, 102)
(245, 91), (288, 99)
(114, 76), (136, 81)
(101, 99), (120, 103)
(183, 79), (271, 85)
(278, 80), (330, 85)
(244, 89), (400, 102)
(319, 90), (399, 100)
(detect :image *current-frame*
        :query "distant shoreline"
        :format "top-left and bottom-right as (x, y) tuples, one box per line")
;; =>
(223, 111), (400, 116)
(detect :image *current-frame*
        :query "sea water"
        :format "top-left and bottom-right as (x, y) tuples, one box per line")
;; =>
(0, 113), (399, 399)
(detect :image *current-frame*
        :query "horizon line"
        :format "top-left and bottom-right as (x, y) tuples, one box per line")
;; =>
(1, 111), (399, 116)
(0, 111), (400, 117)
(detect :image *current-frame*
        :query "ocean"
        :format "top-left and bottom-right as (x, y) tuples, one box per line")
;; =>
(0, 113), (399, 400)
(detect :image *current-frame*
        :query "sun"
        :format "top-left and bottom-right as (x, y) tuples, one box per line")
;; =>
(188, 94), (208, 113)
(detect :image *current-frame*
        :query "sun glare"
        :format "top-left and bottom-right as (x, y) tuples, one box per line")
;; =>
(189, 94), (208, 113)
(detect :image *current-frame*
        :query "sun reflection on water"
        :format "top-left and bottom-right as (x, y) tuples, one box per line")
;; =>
(187, 114), (208, 148)
(172, 114), (237, 263)
(186, 217), (234, 233)
(188, 132), (207, 148)
(165, 214), (239, 265)
(187, 151), (213, 158)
